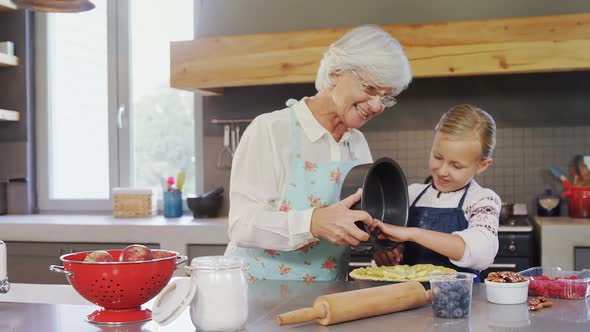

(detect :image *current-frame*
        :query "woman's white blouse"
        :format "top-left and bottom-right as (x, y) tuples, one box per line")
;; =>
(408, 180), (501, 271)
(227, 98), (373, 251)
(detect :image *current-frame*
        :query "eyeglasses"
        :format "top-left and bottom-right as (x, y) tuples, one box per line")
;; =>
(350, 69), (397, 108)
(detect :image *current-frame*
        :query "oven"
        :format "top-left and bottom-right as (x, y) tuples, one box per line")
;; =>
(481, 215), (537, 279)
(348, 244), (374, 276)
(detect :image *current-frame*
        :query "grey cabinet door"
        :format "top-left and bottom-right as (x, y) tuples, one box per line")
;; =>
(5, 242), (160, 284)
(574, 247), (590, 270)
(187, 245), (227, 262)
(6, 241), (69, 284)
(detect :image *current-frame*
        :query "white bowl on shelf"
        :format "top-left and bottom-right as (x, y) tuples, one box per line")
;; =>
(485, 279), (530, 304)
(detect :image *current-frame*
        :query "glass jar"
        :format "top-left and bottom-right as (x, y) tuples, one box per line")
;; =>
(189, 256), (248, 331)
(163, 190), (183, 218)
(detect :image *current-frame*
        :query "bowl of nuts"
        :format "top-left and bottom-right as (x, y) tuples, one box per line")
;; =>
(485, 271), (530, 304)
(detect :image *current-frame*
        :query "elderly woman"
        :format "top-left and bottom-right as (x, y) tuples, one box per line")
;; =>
(225, 25), (413, 281)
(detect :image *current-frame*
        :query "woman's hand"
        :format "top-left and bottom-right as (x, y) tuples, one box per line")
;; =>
(373, 244), (404, 266)
(310, 189), (376, 246)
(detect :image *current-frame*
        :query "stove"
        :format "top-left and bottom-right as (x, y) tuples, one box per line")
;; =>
(499, 215), (533, 233)
(482, 212), (537, 279)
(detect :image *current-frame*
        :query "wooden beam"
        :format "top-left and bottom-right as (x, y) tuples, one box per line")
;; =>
(171, 13), (590, 92)
(0, 0), (16, 11)
(0, 109), (20, 121)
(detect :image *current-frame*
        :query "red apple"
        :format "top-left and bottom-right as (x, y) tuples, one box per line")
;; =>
(119, 244), (153, 262)
(151, 250), (170, 259)
(84, 250), (114, 262)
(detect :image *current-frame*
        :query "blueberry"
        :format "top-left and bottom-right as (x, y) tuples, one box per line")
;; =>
(461, 296), (471, 308)
(449, 291), (461, 301)
(434, 294), (450, 307)
(440, 282), (452, 293)
(447, 300), (458, 310)
(452, 307), (465, 318)
(436, 308), (451, 318)
(457, 285), (470, 296)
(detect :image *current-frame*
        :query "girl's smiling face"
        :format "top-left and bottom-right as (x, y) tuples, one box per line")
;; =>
(429, 132), (492, 192)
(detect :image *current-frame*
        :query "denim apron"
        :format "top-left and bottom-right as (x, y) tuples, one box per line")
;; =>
(228, 99), (361, 282)
(403, 182), (481, 282)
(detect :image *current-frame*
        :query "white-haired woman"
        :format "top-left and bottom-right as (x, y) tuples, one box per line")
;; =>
(225, 25), (413, 281)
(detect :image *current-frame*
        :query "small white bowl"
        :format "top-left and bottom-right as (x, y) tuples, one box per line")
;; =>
(485, 279), (530, 304)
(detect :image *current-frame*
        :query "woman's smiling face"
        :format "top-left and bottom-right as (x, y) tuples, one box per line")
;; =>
(330, 69), (393, 129)
(429, 132), (492, 192)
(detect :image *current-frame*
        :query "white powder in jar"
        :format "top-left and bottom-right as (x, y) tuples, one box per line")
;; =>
(190, 267), (248, 331)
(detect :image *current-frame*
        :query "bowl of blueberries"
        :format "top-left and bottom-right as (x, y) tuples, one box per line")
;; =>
(429, 272), (476, 319)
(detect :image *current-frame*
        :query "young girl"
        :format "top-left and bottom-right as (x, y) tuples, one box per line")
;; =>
(373, 104), (500, 280)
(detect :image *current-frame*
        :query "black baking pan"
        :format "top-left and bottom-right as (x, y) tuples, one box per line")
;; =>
(340, 157), (409, 250)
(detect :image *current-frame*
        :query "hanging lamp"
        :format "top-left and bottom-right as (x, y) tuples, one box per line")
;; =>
(13, 0), (95, 13)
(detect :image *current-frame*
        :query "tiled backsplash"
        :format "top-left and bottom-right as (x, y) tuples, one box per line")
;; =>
(366, 126), (590, 213)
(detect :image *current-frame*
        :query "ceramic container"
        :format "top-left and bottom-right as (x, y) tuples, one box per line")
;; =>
(485, 279), (530, 304)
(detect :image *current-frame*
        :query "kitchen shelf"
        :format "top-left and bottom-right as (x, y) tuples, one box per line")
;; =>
(0, 52), (18, 66)
(0, 0), (16, 11)
(0, 109), (20, 121)
(171, 13), (590, 94)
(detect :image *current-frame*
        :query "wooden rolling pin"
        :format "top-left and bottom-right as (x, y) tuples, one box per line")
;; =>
(276, 281), (431, 326)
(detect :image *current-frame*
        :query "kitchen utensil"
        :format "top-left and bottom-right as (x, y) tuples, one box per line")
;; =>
(236, 124), (241, 145)
(187, 187), (224, 218)
(275, 281), (430, 326)
(49, 249), (188, 324)
(0, 241), (8, 294)
(217, 125), (233, 169)
(562, 185), (590, 218)
(429, 272), (475, 318)
(548, 164), (572, 188)
(230, 123), (237, 153)
(200, 186), (224, 199)
(340, 157), (409, 250)
(485, 278), (530, 305)
(0, 179), (7, 215)
(153, 256), (248, 331)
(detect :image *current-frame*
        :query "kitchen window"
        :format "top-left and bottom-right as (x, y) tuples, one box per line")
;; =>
(35, 0), (198, 212)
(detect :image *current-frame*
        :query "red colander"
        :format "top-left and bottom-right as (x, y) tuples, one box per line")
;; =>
(50, 249), (187, 325)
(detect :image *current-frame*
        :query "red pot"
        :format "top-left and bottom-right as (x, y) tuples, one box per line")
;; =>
(562, 185), (590, 218)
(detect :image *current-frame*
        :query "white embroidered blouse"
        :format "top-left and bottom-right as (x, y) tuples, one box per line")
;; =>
(408, 180), (501, 271)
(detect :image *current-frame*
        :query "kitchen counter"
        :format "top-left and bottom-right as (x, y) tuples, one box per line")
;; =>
(1, 281), (589, 331)
(533, 216), (590, 270)
(0, 214), (230, 256)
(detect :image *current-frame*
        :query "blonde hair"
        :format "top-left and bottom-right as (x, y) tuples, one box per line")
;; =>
(436, 104), (496, 159)
(315, 25), (412, 95)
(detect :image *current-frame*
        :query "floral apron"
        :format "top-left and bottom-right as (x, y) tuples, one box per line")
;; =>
(228, 99), (361, 282)
(403, 182), (481, 282)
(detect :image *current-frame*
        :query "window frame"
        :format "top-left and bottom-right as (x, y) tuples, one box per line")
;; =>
(36, 1), (204, 213)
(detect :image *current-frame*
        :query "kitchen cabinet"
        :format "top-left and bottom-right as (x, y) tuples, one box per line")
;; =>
(574, 247), (590, 270)
(5, 241), (159, 284)
(171, 13), (590, 94)
(0, 2), (20, 122)
(186, 244), (226, 262)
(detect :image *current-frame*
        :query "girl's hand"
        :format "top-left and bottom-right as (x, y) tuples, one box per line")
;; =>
(310, 189), (377, 246)
(374, 221), (414, 243)
(373, 244), (404, 266)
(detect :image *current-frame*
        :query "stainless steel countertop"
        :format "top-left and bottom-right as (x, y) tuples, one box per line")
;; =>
(0, 281), (589, 332)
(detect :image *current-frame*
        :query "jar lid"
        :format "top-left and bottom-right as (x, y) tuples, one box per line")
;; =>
(152, 277), (197, 326)
(191, 255), (243, 271)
